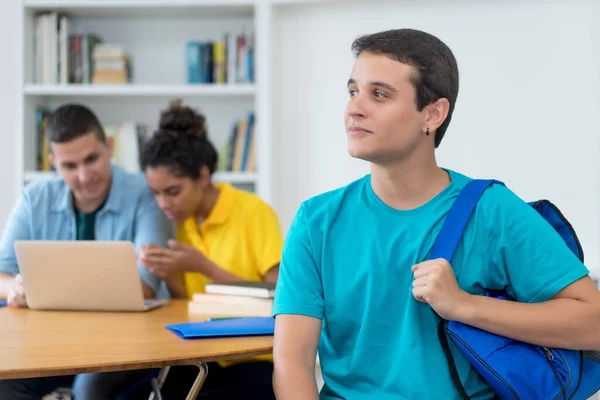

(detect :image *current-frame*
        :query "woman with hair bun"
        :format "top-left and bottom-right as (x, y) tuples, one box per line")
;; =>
(139, 99), (281, 399)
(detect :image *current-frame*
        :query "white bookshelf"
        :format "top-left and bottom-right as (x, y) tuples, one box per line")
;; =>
(24, 170), (258, 184)
(23, 83), (256, 96)
(17, 0), (274, 203)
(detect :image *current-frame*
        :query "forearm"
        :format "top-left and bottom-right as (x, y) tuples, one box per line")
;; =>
(194, 259), (244, 283)
(141, 282), (155, 299)
(273, 358), (319, 400)
(0, 272), (16, 300)
(460, 295), (600, 350)
(165, 274), (188, 299)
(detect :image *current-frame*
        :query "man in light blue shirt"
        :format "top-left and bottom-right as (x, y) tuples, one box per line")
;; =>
(0, 104), (171, 399)
(272, 29), (600, 399)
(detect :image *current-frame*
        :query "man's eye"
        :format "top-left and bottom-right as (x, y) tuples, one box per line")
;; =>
(349, 90), (357, 97)
(374, 91), (386, 98)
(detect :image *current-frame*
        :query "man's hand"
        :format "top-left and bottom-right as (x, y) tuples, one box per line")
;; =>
(139, 240), (208, 279)
(7, 274), (27, 308)
(411, 258), (472, 321)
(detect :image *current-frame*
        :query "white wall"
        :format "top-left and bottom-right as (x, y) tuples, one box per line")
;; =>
(271, 0), (600, 277)
(0, 1), (19, 230)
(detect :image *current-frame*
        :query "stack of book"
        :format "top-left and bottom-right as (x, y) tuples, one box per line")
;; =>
(188, 282), (275, 318)
(92, 44), (131, 84)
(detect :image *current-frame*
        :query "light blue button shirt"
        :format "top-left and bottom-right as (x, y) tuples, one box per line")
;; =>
(0, 164), (173, 295)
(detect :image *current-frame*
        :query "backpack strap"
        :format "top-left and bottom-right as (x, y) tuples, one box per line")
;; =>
(430, 179), (503, 400)
(428, 179), (502, 262)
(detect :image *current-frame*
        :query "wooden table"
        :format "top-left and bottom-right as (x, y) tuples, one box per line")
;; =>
(0, 299), (274, 399)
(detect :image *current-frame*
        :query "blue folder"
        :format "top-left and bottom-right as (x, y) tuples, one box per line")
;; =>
(166, 317), (274, 339)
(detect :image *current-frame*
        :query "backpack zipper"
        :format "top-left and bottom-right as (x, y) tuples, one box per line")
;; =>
(543, 347), (569, 400)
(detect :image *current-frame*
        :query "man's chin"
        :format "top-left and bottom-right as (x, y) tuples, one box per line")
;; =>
(347, 147), (374, 162)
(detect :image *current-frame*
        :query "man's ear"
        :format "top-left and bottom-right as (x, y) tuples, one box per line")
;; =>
(106, 136), (115, 158)
(424, 98), (450, 132)
(48, 152), (55, 169)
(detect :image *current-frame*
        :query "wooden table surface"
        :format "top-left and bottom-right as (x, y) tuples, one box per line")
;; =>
(0, 300), (273, 379)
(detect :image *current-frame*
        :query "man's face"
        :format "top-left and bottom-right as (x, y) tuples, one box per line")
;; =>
(49, 132), (113, 209)
(344, 51), (427, 165)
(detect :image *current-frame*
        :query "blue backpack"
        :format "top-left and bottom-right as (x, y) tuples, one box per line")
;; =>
(430, 179), (600, 400)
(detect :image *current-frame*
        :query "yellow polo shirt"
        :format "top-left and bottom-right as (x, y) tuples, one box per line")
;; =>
(176, 183), (283, 364)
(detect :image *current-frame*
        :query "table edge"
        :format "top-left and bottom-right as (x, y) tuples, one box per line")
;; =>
(0, 347), (273, 379)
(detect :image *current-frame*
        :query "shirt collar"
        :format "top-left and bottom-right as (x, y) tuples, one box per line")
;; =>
(51, 164), (127, 214)
(183, 183), (236, 235)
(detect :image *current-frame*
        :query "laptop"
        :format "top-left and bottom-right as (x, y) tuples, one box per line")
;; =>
(14, 240), (168, 312)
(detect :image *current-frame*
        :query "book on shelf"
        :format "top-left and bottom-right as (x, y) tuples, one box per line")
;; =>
(33, 11), (131, 85)
(35, 107), (52, 172)
(103, 122), (151, 172)
(186, 31), (254, 85)
(218, 112), (256, 173)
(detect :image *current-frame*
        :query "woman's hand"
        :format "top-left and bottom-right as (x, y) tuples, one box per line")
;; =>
(139, 240), (209, 279)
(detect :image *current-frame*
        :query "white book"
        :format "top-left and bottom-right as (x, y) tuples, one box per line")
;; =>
(48, 12), (58, 84)
(204, 282), (276, 299)
(34, 15), (43, 83)
(59, 16), (69, 84)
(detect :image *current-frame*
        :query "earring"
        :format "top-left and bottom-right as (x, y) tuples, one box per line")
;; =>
(426, 128), (430, 136)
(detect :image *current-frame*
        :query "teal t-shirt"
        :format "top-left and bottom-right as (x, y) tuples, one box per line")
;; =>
(74, 210), (96, 241)
(273, 169), (589, 400)
(74, 203), (103, 241)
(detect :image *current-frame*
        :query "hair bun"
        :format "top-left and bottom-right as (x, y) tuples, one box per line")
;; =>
(159, 99), (208, 140)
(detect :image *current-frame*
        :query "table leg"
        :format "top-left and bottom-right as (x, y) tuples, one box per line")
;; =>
(148, 362), (209, 400)
(185, 362), (209, 400)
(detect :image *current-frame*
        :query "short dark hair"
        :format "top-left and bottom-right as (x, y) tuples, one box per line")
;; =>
(140, 99), (218, 179)
(351, 28), (459, 147)
(46, 103), (106, 144)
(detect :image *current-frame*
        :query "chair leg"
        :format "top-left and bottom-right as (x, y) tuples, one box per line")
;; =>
(147, 366), (170, 400)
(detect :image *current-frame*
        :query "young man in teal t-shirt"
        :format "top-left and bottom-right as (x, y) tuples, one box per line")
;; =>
(272, 29), (600, 399)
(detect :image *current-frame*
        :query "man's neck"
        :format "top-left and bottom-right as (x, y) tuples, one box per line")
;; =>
(370, 152), (450, 211)
(74, 195), (108, 214)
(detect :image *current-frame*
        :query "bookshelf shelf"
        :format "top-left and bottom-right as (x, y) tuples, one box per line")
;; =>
(23, 171), (55, 182)
(23, 0), (255, 18)
(24, 84), (256, 97)
(24, 170), (258, 184)
(213, 172), (258, 184)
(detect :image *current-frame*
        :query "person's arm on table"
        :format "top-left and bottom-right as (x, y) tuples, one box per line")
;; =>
(0, 193), (33, 306)
(134, 190), (173, 299)
(0, 272), (17, 301)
